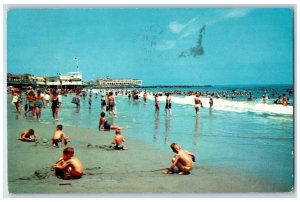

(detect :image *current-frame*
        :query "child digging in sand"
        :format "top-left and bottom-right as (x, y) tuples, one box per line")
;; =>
(18, 129), (38, 142)
(111, 129), (127, 150)
(52, 124), (69, 148)
(52, 147), (83, 180)
(162, 143), (195, 175)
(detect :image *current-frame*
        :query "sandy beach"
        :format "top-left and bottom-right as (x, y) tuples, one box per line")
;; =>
(5, 99), (292, 196)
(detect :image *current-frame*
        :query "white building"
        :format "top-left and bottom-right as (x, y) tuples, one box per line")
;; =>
(96, 76), (142, 88)
(43, 72), (83, 89)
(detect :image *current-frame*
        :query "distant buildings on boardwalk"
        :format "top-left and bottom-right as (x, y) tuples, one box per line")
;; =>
(96, 76), (142, 88)
(7, 72), (142, 89)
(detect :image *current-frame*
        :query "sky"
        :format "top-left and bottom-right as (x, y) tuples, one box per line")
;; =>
(6, 7), (294, 86)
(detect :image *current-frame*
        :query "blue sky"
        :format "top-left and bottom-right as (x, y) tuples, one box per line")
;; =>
(7, 8), (294, 86)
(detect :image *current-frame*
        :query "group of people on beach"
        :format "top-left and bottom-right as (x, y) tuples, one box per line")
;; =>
(17, 120), (132, 179)
(11, 88), (62, 121)
(12, 85), (293, 180)
(13, 89), (196, 179)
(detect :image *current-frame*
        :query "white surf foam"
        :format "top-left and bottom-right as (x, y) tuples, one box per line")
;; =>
(144, 93), (293, 115)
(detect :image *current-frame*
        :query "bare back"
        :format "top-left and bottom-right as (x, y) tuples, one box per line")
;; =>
(68, 157), (83, 174)
(53, 130), (65, 140)
(113, 135), (125, 146)
(177, 150), (193, 167)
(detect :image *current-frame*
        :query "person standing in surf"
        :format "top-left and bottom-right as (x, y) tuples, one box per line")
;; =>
(165, 93), (172, 117)
(155, 94), (160, 118)
(51, 90), (60, 121)
(194, 94), (203, 115)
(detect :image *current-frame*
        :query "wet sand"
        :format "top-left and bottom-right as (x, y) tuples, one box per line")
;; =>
(6, 106), (291, 195)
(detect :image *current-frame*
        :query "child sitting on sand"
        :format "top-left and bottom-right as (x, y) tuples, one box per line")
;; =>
(18, 129), (38, 142)
(111, 129), (127, 150)
(52, 124), (69, 148)
(98, 112), (128, 130)
(52, 147), (83, 180)
(162, 143), (195, 175)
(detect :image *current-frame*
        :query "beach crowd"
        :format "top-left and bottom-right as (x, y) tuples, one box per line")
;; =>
(8, 86), (293, 180)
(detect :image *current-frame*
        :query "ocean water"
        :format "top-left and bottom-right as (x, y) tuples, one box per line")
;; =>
(21, 84), (294, 190)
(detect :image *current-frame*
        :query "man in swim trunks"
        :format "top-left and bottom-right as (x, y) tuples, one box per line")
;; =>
(112, 129), (128, 150)
(18, 129), (38, 142)
(162, 143), (195, 175)
(107, 92), (116, 115)
(52, 147), (83, 180)
(154, 94), (160, 118)
(24, 91), (36, 118)
(165, 93), (172, 116)
(194, 94), (203, 115)
(52, 124), (69, 147)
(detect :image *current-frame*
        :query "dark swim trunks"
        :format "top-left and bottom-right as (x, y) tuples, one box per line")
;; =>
(104, 121), (111, 130)
(165, 103), (171, 109)
(114, 145), (124, 150)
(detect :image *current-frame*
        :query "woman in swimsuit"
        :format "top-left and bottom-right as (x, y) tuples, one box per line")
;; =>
(51, 91), (60, 121)
(98, 112), (127, 130)
(101, 95), (106, 112)
(35, 90), (45, 120)
(282, 94), (288, 106)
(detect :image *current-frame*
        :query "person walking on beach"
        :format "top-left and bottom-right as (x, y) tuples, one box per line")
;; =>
(111, 129), (128, 150)
(209, 96), (213, 108)
(18, 129), (38, 142)
(44, 92), (51, 107)
(52, 124), (69, 148)
(194, 94), (203, 115)
(155, 94), (160, 118)
(24, 91), (36, 118)
(75, 91), (81, 109)
(58, 92), (62, 107)
(165, 93), (172, 116)
(34, 90), (45, 120)
(52, 147), (83, 180)
(101, 95), (106, 112)
(12, 91), (22, 113)
(51, 91), (60, 121)
(108, 92), (116, 115)
(143, 90), (147, 102)
(88, 90), (92, 109)
(98, 112), (127, 130)
(162, 143), (195, 175)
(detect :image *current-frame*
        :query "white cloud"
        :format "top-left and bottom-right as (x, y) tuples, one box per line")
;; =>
(180, 26), (199, 39)
(225, 8), (252, 19)
(207, 8), (252, 26)
(155, 40), (176, 51)
(168, 18), (198, 33)
(169, 21), (186, 33)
